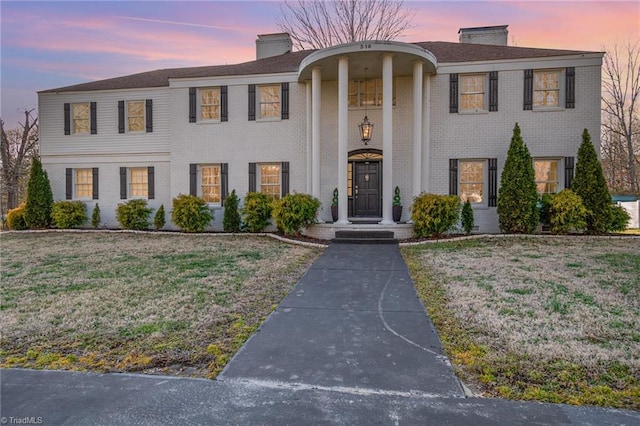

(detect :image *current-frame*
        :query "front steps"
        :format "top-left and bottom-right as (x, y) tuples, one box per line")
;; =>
(333, 230), (397, 244)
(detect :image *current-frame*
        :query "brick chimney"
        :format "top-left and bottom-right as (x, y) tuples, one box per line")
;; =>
(459, 25), (509, 46)
(256, 33), (292, 60)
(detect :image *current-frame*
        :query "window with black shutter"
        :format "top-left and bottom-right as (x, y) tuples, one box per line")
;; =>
(523, 69), (533, 110)
(489, 72), (498, 112)
(64, 103), (71, 135)
(449, 159), (458, 195)
(248, 85), (256, 121)
(565, 67), (575, 109)
(449, 74), (459, 113)
(189, 88), (197, 123)
(90, 102), (97, 134)
(145, 99), (153, 133)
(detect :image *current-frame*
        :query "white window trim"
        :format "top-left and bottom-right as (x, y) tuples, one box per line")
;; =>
(198, 87), (221, 123)
(257, 84), (281, 122)
(459, 159), (488, 207)
(198, 164), (222, 206)
(74, 168), (93, 200)
(257, 163), (282, 199)
(458, 73), (489, 114)
(533, 69), (565, 111)
(72, 102), (90, 135)
(128, 167), (148, 199)
(126, 100), (146, 133)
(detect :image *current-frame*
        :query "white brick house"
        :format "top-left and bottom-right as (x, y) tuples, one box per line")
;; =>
(38, 26), (604, 236)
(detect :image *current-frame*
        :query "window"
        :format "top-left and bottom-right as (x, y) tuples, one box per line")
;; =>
(75, 169), (92, 198)
(534, 70), (561, 108)
(534, 159), (559, 194)
(259, 85), (280, 119)
(200, 165), (221, 203)
(460, 74), (486, 112)
(130, 167), (148, 197)
(200, 88), (220, 121)
(127, 100), (145, 131)
(349, 79), (394, 107)
(72, 103), (90, 134)
(259, 164), (281, 199)
(459, 160), (485, 203)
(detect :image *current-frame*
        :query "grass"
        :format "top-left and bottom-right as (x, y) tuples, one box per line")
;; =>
(0, 232), (320, 378)
(402, 236), (640, 410)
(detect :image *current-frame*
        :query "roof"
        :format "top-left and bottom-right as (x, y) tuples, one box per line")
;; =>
(40, 41), (598, 94)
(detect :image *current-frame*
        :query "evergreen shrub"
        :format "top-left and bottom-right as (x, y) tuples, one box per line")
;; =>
(171, 194), (213, 233)
(272, 192), (321, 235)
(154, 204), (166, 230)
(610, 204), (630, 232)
(547, 190), (587, 235)
(6, 203), (28, 230)
(91, 203), (101, 228)
(223, 190), (241, 233)
(411, 193), (461, 238)
(51, 201), (87, 229)
(461, 200), (474, 235)
(23, 158), (54, 229)
(242, 192), (273, 232)
(116, 199), (152, 230)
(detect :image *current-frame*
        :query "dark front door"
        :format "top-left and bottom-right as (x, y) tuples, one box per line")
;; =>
(353, 161), (380, 217)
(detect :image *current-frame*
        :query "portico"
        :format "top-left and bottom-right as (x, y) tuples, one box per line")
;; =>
(298, 41), (437, 226)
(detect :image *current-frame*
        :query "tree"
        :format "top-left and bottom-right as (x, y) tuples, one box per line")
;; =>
(278, 0), (413, 50)
(0, 110), (39, 214)
(572, 129), (613, 234)
(601, 41), (640, 193)
(497, 123), (539, 234)
(223, 189), (241, 233)
(23, 157), (53, 229)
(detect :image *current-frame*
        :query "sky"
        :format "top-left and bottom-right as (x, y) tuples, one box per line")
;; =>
(1, 0), (638, 130)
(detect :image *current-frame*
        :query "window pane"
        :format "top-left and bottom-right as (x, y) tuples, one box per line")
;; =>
(534, 160), (559, 194)
(201, 88), (220, 120)
(130, 167), (148, 197)
(460, 75), (485, 111)
(259, 85), (280, 119)
(460, 161), (484, 203)
(201, 165), (221, 203)
(128, 101), (145, 131)
(75, 169), (92, 198)
(533, 71), (560, 107)
(72, 103), (90, 134)
(260, 164), (280, 199)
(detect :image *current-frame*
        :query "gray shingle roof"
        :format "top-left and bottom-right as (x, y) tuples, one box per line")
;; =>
(40, 41), (597, 93)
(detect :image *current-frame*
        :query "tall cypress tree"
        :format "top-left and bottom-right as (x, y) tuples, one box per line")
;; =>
(497, 123), (539, 234)
(23, 157), (54, 229)
(572, 129), (612, 234)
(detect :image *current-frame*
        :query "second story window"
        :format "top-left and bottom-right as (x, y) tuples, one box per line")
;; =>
(460, 74), (486, 112)
(72, 103), (90, 134)
(127, 100), (145, 132)
(349, 79), (392, 107)
(200, 88), (221, 121)
(534, 70), (561, 108)
(259, 85), (281, 119)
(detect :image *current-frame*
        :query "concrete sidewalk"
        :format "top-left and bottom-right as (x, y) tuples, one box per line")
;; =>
(2, 243), (639, 425)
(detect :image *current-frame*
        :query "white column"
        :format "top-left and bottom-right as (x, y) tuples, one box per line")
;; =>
(412, 61), (423, 198)
(381, 54), (394, 224)
(422, 73), (431, 193)
(337, 56), (349, 224)
(311, 67), (321, 199)
(306, 81), (312, 194)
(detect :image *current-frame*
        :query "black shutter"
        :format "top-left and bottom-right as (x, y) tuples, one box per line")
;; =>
(64, 103), (71, 135)
(524, 69), (533, 110)
(565, 157), (575, 189)
(488, 158), (498, 207)
(281, 162), (290, 196)
(92, 168), (99, 200)
(449, 74), (459, 113)
(221, 86), (228, 122)
(281, 83), (289, 120)
(120, 167), (127, 199)
(449, 159), (458, 195)
(118, 101), (125, 133)
(145, 99), (153, 133)
(248, 163), (256, 192)
(189, 87), (197, 123)
(248, 84), (256, 121)
(147, 166), (155, 199)
(90, 102), (97, 134)
(221, 163), (229, 205)
(189, 164), (197, 196)
(65, 168), (73, 199)
(565, 67), (575, 109)
(489, 72), (499, 112)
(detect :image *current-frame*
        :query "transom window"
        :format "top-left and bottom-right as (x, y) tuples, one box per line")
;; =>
(534, 159), (559, 194)
(349, 79), (389, 107)
(460, 160), (485, 203)
(75, 169), (92, 198)
(127, 100), (145, 131)
(460, 74), (485, 111)
(129, 167), (148, 197)
(534, 70), (561, 108)
(72, 103), (90, 134)
(259, 85), (280, 119)
(200, 165), (221, 203)
(200, 88), (220, 121)
(260, 164), (281, 199)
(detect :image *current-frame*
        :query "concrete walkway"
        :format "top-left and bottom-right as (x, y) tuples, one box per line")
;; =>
(2, 243), (639, 425)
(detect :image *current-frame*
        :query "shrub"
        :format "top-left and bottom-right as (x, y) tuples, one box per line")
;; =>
(154, 204), (166, 230)
(461, 200), (474, 235)
(411, 193), (461, 238)
(91, 203), (101, 228)
(497, 123), (539, 234)
(547, 190), (587, 235)
(572, 129), (613, 234)
(6, 203), (27, 230)
(23, 158), (54, 229)
(242, 192), (273, 232)
(51, 201), (87, 229)
(171, 194), (213, 233)
(272, 192), (321, 235)
(610, 204), (631, 232)
(223, 189), (241, 233)
(116, 199), (152, 230)
(538, 193), (553, 226)
(393, 186), (401, 206)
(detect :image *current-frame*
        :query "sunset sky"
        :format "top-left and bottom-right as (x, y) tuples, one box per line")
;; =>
(1, 1), (638, 129)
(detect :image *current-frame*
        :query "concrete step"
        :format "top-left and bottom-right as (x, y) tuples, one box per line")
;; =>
(333, 230), (397, 244)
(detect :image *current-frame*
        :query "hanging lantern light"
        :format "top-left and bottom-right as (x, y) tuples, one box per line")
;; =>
(359, 116), (373, 145)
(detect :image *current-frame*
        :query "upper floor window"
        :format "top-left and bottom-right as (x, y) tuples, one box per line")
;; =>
(459, 160), (485, 204)
(349, 79), (395, 107)
(259, 85), (281, 119)
(460, 74), (486, 112)
(200, 88), (221, 121)
(72, 103), (90, 134)
(533, 70), (561, 108)
(127, 100), (145, 132)
(200, 165), (221, 203)
(534, 159), (559, 194)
